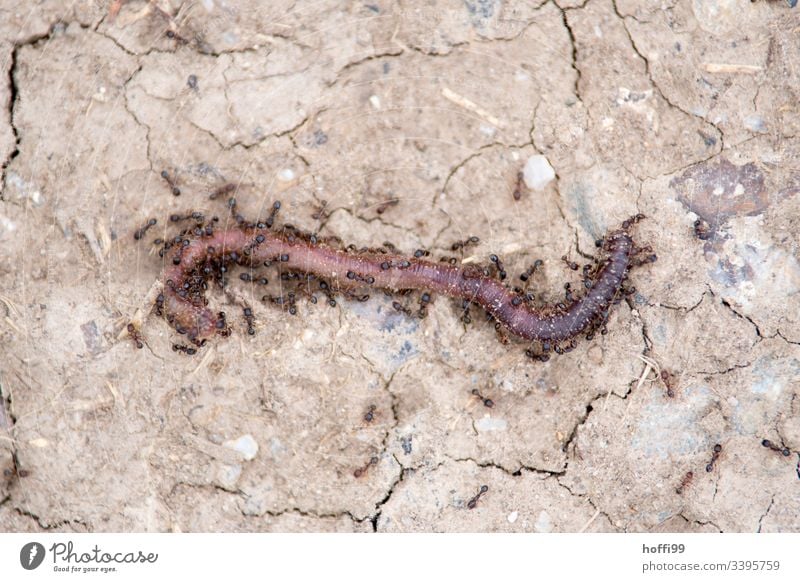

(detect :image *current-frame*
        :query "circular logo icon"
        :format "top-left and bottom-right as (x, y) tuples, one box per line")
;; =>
(20, 542), (46, 570)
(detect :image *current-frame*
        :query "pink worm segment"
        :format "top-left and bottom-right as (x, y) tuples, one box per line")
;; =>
(162, 226), (634, 343)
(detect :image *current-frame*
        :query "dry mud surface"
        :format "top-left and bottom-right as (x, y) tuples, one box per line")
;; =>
(1, 0), (799, 533)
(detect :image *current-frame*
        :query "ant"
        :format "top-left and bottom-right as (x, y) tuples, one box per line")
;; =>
(375, 198), (399, 215)
(450, 236), (480, 252)
(310, 200), (329, 221)
(460, 299), (473, 324)
(172, 343), (197, 355)
(519, 259), (543, 283)
(693, 218), (712, 240)
(160, 169), (181, 196)
(471, 388), (494, 408)
(512, 170), (525, 201)
(761, 439), (791, 457)
(675, 471), (694, 494)
(561, 255), (579, 271)
(127, 323), (144, 349)
(243, 306), (255, 335)
(209, 183), (236, 200)
(133, 218), (157, 241)
(363, 405), (377, 423)
(417, 291), (432, 318)
(2, 455), (30, 479)
(265, 201), (281, 228)
(489, 254), (507, 280)
(392, 301), (412, 317)
(353, 456), (379, 478)
(661, 369), (676, 398)
(706, 444), (722, 472)
(466, 485), (489, 509)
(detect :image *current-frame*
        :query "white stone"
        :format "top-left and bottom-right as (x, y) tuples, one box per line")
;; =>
(744, 115), (767, 133)
(534, 510), (553, 533)
(507, 511), (519, 523)
(475, 416), (508, 432)
(522, 155), (556, 191)
(216, 464), (242, 489)
(278, 168), (295, 182)
(224, 434), (259, 461)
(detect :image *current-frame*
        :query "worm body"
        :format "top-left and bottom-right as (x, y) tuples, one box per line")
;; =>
(158, 215), (651, 348)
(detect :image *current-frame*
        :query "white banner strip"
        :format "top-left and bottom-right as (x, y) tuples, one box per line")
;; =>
(1, 533), (798, 581)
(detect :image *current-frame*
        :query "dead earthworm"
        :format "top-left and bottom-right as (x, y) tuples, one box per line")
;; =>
(158, 213), (654, 346)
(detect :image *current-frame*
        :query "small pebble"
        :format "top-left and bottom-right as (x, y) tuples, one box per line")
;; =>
(743, 115), (766, 133)
(278, 168), (295, 182)
(216, 464), (242, 489)
(475, 417), (508, 432)
(523, 155), (556, 191)
(223, 434), (259, 461)
(534, 510), (553, 533)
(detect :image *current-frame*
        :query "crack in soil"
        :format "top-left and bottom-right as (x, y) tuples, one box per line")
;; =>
(555, 1), (584, 103)
(369, 458), (407, 531)
(756, 495), (775, 533)
(610, 0), (725, 156)
(719, 298), (763, 339)
(1, 26), (63, 200)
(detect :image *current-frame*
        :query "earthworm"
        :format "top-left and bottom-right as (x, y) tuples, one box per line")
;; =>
(157, 213), (654, 348)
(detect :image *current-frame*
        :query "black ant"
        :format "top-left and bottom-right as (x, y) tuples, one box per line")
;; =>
(265, 201), (281, 228)
(363, 405), (377, 423)
(133, 218), (157, 241)
(227, 197), (245, 224)
(661, 369), (676, 398)
(375, 198), (399, 215)
(127, 323), (144, 349)
(461, 299), (473, 324)
(512, 170), (525, 201)
(243, 306), (255, 335)
(693, 218), (712, 240)
(172, 343), (197, 355)
(392, 301), (412, 317)
(706, 444), (722, 472)
(466, 485), (489, 509)
(154, 293), (165, 317)
(761, 439), (791, 457)
(519, 259), (543, 283)
(3, 454), (30, 479)
(450, 236), (480, 252)
(169, 211), (205, 224)
(310, 200), (329, 221)
(561, 255), (579, 271)
(353, 456), (379, 478)
(471, 388), (494, 408)
(160, 169), (181, 196)
(489, 254), (507, 280)
(417, 291), (432, 318)
(209, 182), (236, 200)
(675, 471), (694, 494)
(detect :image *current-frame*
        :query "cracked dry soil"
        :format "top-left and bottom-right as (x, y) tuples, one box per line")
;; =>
(1, 0), (799, 533)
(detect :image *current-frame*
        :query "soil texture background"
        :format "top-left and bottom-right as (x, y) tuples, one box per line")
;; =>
(1, 0), (799, 532)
